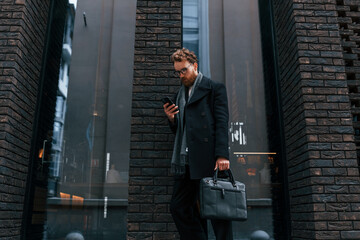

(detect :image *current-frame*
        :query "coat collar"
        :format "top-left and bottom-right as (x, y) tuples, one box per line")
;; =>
(187, 76), (211, 105)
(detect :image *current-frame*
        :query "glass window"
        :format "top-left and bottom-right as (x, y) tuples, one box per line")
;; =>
(25, 1), (137, 239)
(183, 0), (211, 77)
(184, 0), (286, 238)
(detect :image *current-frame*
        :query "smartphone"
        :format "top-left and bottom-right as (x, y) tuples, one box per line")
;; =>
(161, 97), (174, 105)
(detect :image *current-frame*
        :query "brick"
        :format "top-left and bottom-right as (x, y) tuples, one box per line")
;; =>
(335, 177), (360, 185)
(140, 223), (167, 231)
(312, 194), (337, 203)
(322, 168), (347, 175)
(332, 142), (356, 150)
(127, 232), (152, 240)
(127, 223), (140, 231)
(327, 95), (349, 102)
(315, 231), (341, 239)
(333, 159), (357, 167)
(326, 203), (351, 212)
(314, 212), (338, 220)
(141, 167), (167, 176)
(317, 119), (340, 125)
(129, 159), (153, 167)
(154, 213), (173, 222)
(341, 231), (360, 239)
(345, 151), (356, 158)
(154, 194), (171, 204)
(325, 185), (348, 194)
(148, 14), (170, 20)
(141, 203), (167, 213)
(343, 134), (354, 142)
(153, 232), (178, 240)
(136, 20), (157, 26)
(329, 126), (353, 134)
(127, 213), (153, 222)
(148, 1), (170, 7)
(347, 168), (359, 176)
(137, 7), (158, 14)
(328, 111), (351, 117)
(297, 23), (317, 29)
(337, 194), (360, 202)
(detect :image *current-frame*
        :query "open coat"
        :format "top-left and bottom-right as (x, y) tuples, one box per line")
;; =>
(170, 76), (229, 179)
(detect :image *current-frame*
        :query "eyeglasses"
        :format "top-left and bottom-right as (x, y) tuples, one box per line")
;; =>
(173, 64), (192, 77)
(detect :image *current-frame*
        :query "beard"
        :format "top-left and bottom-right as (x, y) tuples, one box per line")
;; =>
(181, 72), (197, 87)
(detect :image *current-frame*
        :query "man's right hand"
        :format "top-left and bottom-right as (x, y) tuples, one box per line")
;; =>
(163, 103), (179, 123)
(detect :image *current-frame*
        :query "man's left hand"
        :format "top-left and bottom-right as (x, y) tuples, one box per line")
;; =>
(214, 157), (230, 171)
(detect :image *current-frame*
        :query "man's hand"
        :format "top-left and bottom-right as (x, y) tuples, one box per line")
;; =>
(214, 157), (230, 171)
(163, 103), (179, 123)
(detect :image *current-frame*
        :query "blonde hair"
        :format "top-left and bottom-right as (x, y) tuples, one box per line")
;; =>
(171, 48), (198, 64)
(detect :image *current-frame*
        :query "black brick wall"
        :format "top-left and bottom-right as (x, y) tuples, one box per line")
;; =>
(0, 0), (50, 239)
(272, 0), (360, 239)
(128, 0), (182, 239)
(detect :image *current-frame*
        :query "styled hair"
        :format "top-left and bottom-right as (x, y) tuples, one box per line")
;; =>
(171, 48), (198, 64)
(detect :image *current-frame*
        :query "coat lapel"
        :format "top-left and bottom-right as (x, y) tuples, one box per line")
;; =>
(187, 76), (212, 105)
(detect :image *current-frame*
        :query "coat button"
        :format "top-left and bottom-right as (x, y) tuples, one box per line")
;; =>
(203, 125), (207, 129)
(201, 112), (205, 116)
(204, 138), (208, 142)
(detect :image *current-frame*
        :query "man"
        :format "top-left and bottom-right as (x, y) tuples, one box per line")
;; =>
(163, 48), (233, 240)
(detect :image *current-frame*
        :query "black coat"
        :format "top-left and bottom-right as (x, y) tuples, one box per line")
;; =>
(170, 76), (229, 179)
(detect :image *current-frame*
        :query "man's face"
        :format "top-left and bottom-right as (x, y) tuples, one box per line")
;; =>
(174, 60), (198, 87)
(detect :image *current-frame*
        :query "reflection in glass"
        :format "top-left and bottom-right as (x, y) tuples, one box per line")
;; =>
(37, 0), (136, 239)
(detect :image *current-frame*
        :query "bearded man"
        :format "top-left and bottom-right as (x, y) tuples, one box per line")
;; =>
(163, 48), (233, 240)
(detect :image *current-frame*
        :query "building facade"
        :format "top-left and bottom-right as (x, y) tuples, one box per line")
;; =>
(1, 0), (360, 239)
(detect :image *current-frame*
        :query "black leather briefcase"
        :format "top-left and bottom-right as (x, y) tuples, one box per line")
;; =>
(199, 169), (247, 221)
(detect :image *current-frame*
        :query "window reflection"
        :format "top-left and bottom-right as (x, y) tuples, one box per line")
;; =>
(38, 0), (136, 239)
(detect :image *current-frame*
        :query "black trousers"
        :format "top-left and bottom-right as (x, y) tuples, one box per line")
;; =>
(170, 167), (233, 240)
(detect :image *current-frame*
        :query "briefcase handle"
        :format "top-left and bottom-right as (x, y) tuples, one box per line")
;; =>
(213, 168), (236, 187)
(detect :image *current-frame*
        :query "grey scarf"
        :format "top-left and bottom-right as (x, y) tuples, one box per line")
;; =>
(171, 72), (203, 175)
